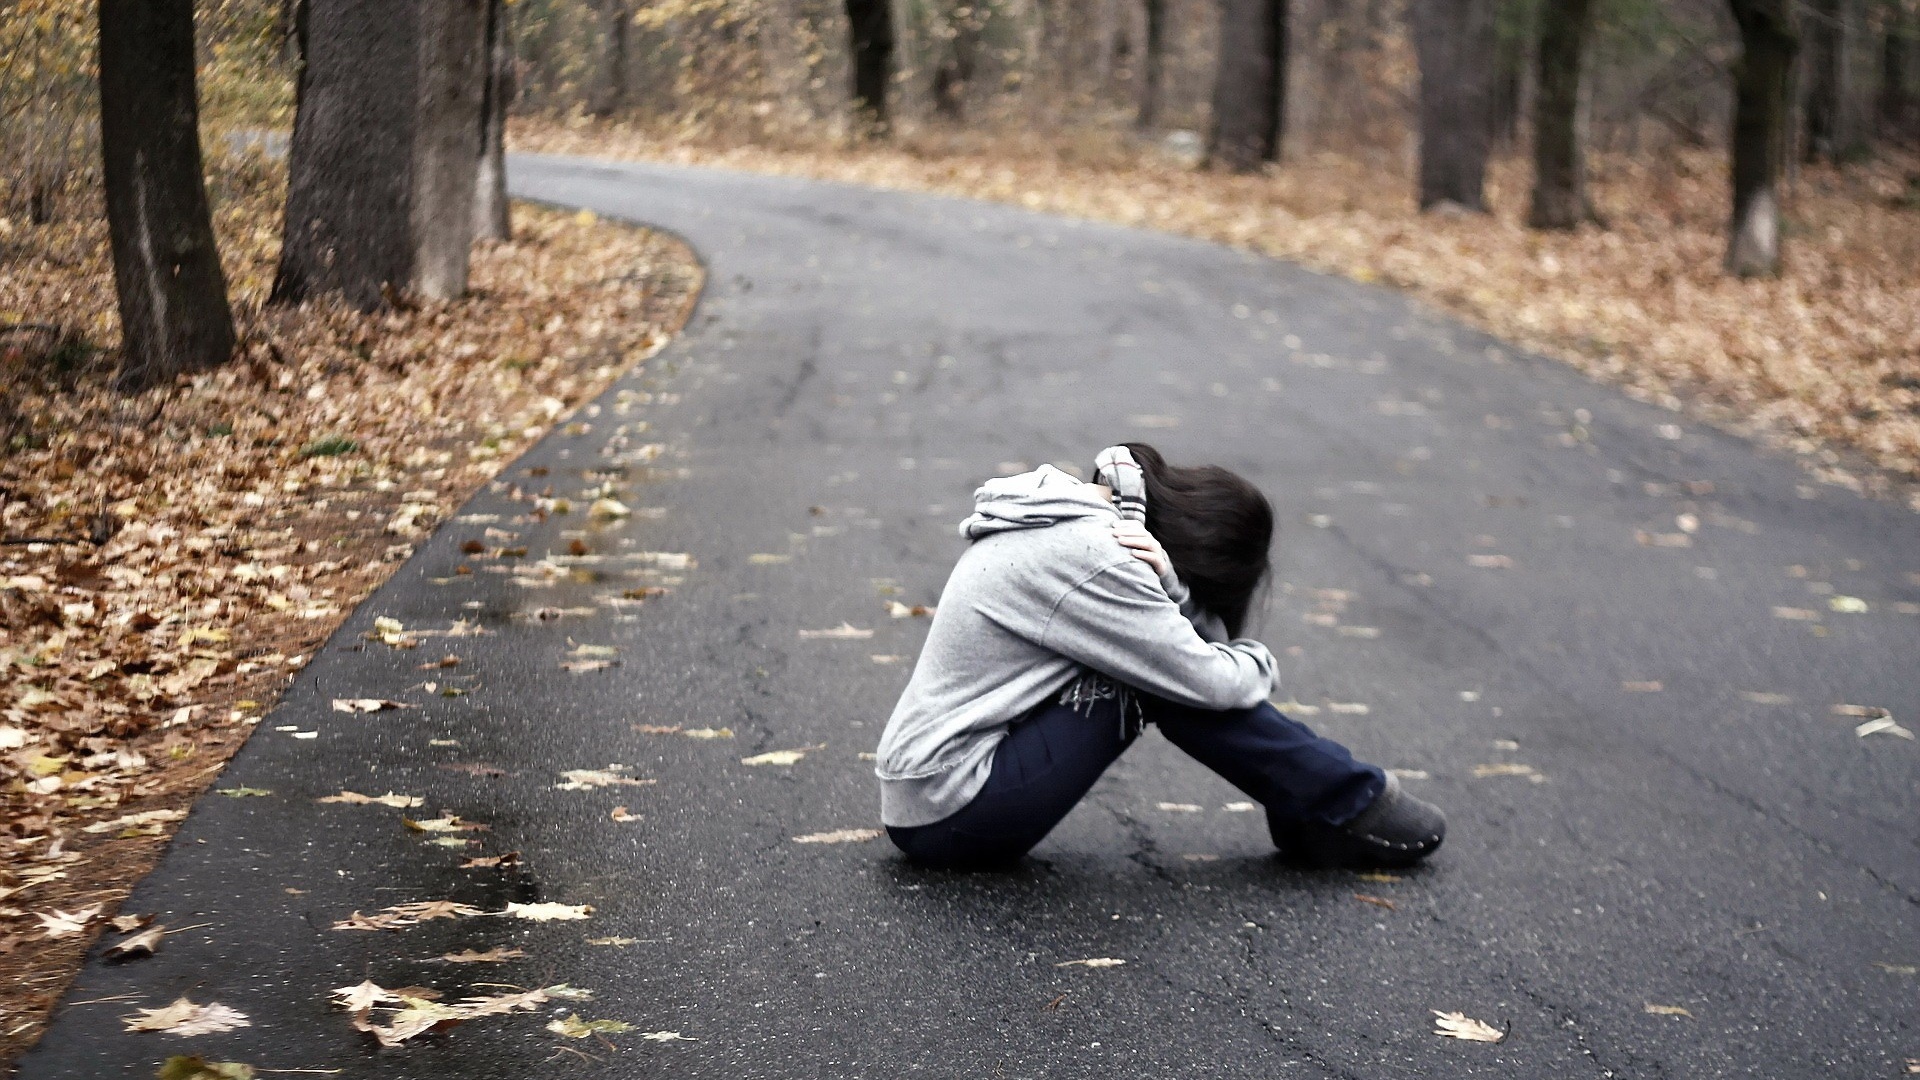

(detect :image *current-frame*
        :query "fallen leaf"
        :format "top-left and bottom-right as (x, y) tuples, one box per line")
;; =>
(632, 723), (682, 734)
(501, 901), (593, 921)
(548, 1013), (634, 1038)
(885, 601), (935, 618)
(748, 553), (792, 565)
(331, 981), (401, 1011)
(1831, 703), (1890, 718)
(556, 766), (653, 790)
(870, 654), (906, 664)
(741, 749), (807, 766)
(1467, 554), (1512, 569)
(331, 698), (414, 713)
(1054, 957), (1127, 968)
(36, 904), (101, 938)
(1221, 801), (1258, 812)
(1431, 1010), (1504, 1042)
(1621, 681), (1663, 692)
(1353, 893), (1397, 911)
(404, 815), (489, 832)
(1873, 961), (1918, 975)
(124, 998), (252, 1036)
(459, 852), (521, 869)
(1355, 871), (1403, 883)
(437, 762), (510, 777)
(215, 786), (272, 798)
(588, 498), (632, 519)
(683, 726), (733, 739)
(793, 828), (884, 844)
(109, 914), (153, 933)
(1155, 802), (1202, 812)
(560, 659), (618, 673)
(320, 790), (424, 808)
(82, 808), (186, 834)
(157, 1057), (255, 1080)
(543, 983), (596, 1001)
(1472, 763), (1543, 779)
(639, 1030), (696, 1042)
(105, 923), (167, 960)
(1644, 1003), (1694, 1017)
(1772, 606), (1821, 621)
(1856, 716), (1916, 739)
(1828, 595), (1869, 613)
(441, 947), (526, 963)
(609, 806), (639, 822)
(586, 936), (642, 946)
(1327, 701), (1370, 715)
(798, 623), (873, 640)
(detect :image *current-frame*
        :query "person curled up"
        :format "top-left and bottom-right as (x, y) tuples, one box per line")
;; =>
(873, 443), (1445, 868)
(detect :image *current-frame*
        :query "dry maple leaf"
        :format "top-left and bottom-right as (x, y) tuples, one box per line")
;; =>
(319, 790), (424, 808)
(105, 923), (167, 960)
(451, 987), (549, 1016)
(792, 828), (884, 844)
(36, 903), (101, 938)
(741, 749), (807, 766)
(798, 623), (873, 640)
(459, 852), (521, 869)
(548, 1013), (633, 1038)
(331, 698), (413, 713)
(501, 901), (593, 921)
(1432, 1010), (1504, 1042)
(404, 816), (489, 832)
(441, 947), (525, 964)
(124, 998), (252, 1036)
(556, 767), (653, 790)
(331, 981), (401, 1012)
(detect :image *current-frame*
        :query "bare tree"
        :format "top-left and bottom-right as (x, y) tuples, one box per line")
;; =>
(1527, 0), (1601, 228)
(1725, 0), (1798, 276)
(272, 0), (488, 308)
(1411, 0), (1498, 210)
(1802, 0), (1850, 159)
(587, 0), (630, 118)
(1210, 0), (1287, 171)
(1136, 0), (1167, 129)
(97, 0), (235, 391)
(932, 1), (985, 120)
(845, 0), (896, 131)
(475, 0), (514, 242)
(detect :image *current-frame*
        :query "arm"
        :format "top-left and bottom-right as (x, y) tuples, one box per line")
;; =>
(1039, 557), (1276, 710)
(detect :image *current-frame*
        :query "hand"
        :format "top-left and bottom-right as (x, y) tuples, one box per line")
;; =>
(1111, 521), (1170, 580)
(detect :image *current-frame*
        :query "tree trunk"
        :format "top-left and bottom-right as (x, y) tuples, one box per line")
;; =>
(1802, 0), (1846, 159)
(1136, 0), (1166, 129)
(474, 0), (513, 242)
(98, 0), (236, 392)
(272, 0), (487, 309)
(1527, 0), (1599, 228)
(931, 1), (983, 120)
(1726, 0), (1798, 276)
(1411, 0), (1498, 210)
(845, 0), (895, 131)
(1210, 0), (1286, 171)
(586, 0), (628, 118)
(1879, 2), (1915, 141)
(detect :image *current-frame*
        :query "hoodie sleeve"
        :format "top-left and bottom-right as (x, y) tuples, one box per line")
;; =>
(1039, 558), (1276, 710)
(1158, 569), (1231, 644)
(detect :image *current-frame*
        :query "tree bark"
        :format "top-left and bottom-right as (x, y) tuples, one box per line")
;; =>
(931, 1), (984, 120)
(586, 0), (629, 118)
(1412, 0), (1498, 210)
(1879, 2), (1915, 141)
(1802, 0), (1847, 159)
(1136, 0), (1166, 129)
(1210, 0), (1287, 171)
(98, 0), (236, 392)
(845, 0), (895, 131)
(474, 0), (513, 242)
(1726, 0), (1798, 276)
(1527, 0), (1599, 228)
(272, 0), (487, 309)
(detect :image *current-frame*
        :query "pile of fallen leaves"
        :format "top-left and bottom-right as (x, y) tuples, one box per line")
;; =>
(0, 145), (702, 1057)
(515, 119), (1920, 505)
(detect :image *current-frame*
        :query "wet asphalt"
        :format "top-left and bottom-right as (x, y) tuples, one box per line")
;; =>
(18, 155), (1920, 1079)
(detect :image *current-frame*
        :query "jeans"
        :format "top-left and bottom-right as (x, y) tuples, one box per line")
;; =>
(887, 678), (1386, 866)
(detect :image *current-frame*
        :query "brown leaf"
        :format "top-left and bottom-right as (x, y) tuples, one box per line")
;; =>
(104, 923), (167, 960)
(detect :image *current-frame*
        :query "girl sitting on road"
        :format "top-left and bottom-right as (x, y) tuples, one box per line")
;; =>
(873, 443), (1445, 868)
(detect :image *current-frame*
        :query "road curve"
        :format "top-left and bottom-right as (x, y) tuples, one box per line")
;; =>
(19, 154), (1919, 1079)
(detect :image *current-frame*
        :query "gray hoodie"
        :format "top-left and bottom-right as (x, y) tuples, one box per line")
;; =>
(874, 465), (1279, 827)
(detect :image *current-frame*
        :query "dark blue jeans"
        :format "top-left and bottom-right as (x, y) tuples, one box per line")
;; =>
(888, 681), (1386, 866)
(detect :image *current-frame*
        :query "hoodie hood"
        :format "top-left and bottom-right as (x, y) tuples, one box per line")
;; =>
(958, 465), (1117, 541)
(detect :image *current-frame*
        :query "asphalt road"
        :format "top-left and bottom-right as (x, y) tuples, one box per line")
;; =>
(20, 156), (1920, 1079)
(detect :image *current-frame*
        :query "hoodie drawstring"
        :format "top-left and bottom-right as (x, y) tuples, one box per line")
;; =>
(1061, 669), (1145, 742)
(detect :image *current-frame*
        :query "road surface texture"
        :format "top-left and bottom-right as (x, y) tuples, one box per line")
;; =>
(21, 157), (1919, 1079)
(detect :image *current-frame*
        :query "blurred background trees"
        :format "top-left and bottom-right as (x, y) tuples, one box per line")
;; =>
(1, 0), (1918, 391)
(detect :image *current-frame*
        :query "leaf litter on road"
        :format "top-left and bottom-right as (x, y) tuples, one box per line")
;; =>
(1431, 1010), (1504, 1042)
(793, 828), (884, 844)
(556, 765), (654, 790)
(742, 745), (824, 766)
(104, 923), (167, 960)
(331, 698), (415, 714)
(123, 998), (251, 1036)
(441, 948), (525, 964)
(1644, 1003), (1694, 1017)
(798, 623), (873, 640)
(35, 904), (101, 938)
(320, 790), (424, 808)
(548, 1014), (633, 1038)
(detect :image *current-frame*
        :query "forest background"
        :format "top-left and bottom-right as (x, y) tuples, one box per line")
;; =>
(0, 0), (1917, 1062)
